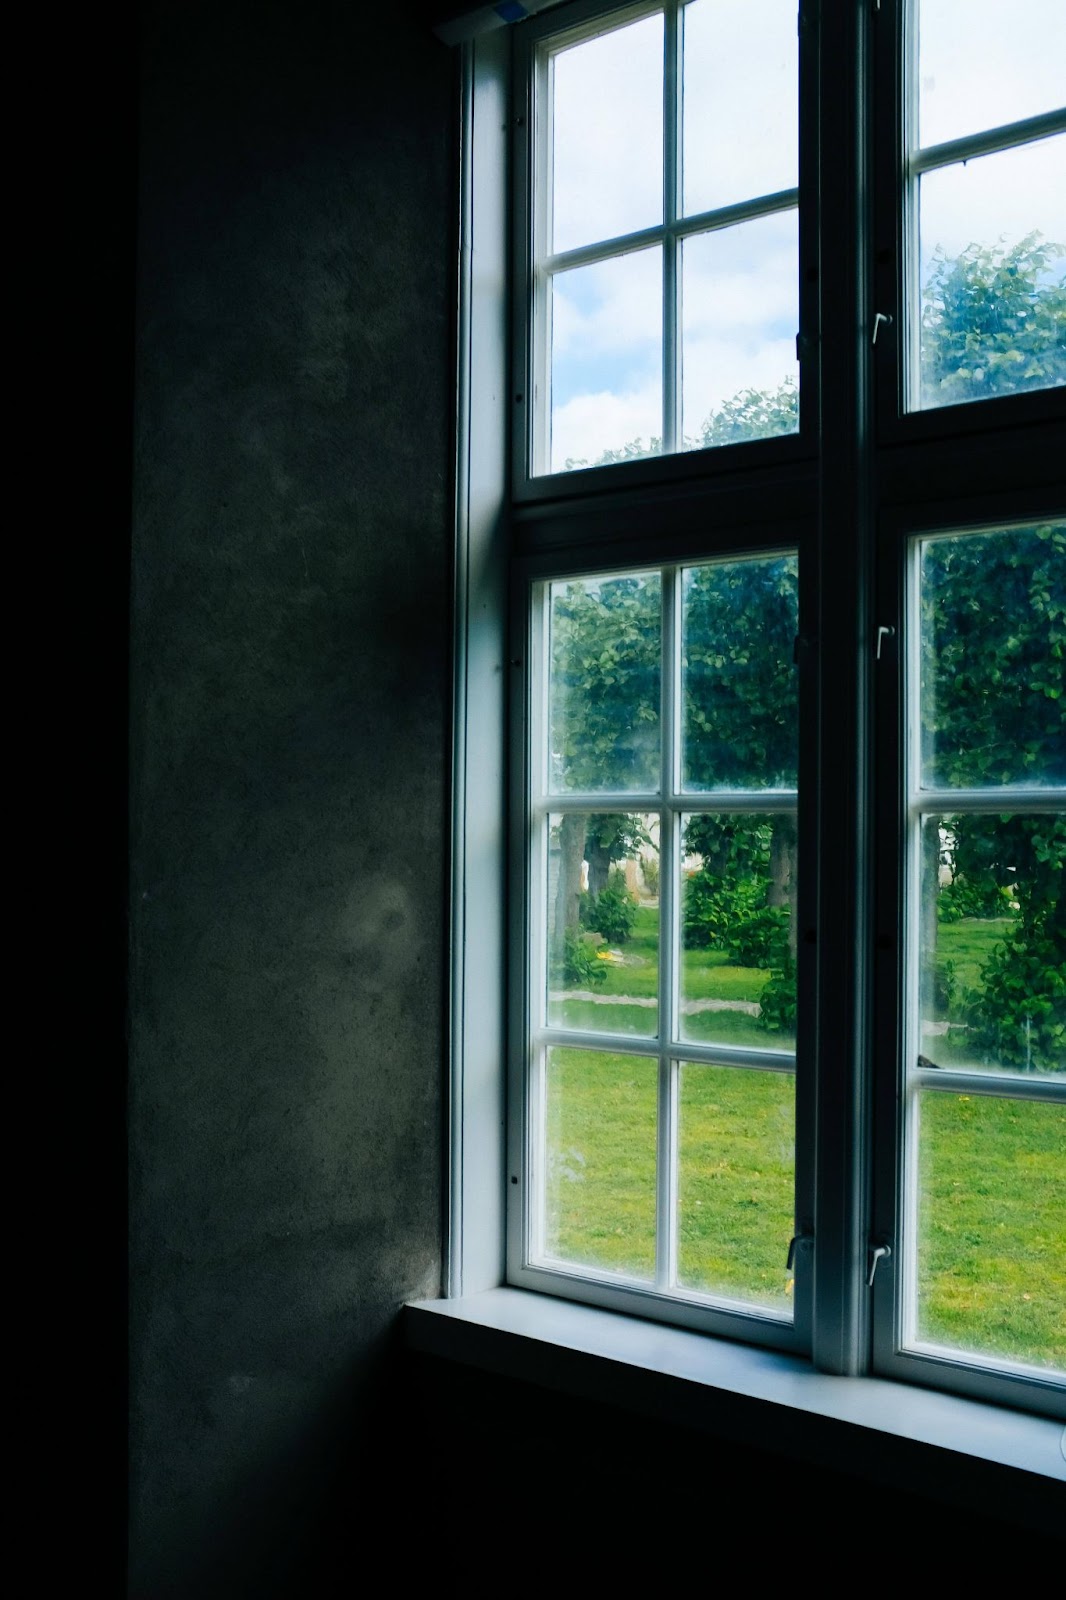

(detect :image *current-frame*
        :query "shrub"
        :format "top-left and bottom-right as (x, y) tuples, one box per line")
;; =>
(965, 911), (1066, 1071)
(557, 927), (608, 987)
(723, 904), (791, 970)
(937, 875), (1013, 923)
(583, 868), (638, 945)
(683, 871), (764, 951)
(759, 953), (797, 1035)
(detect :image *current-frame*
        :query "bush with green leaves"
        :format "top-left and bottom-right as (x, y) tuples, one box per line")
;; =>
(961, 818), (1066, 1072)
(582, 867), (638, 945)
(684, 869), (764, 952)
(937, 875), (1013, 923)
(758, 953), (797, 1036)
(682, 816), (790, 966)
(723, 904), (791, 971)
(969, 914), (1065, 1072)
(556, 927), (608, 988)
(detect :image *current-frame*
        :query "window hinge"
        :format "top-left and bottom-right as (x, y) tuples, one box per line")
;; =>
(867, 1243), (892, 1288)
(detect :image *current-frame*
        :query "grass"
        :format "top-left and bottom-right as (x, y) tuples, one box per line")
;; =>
(550, 905), (794, 1050)
(545, 907), (1065, 1366)
(917, 1092), (1066, 1369)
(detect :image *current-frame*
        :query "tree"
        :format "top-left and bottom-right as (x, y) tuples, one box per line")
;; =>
(553, 233), (1064, 1051)
(920, 232), (1066, 407)
(549, 573), (660, 943)
(920, 522), (1066, 1071)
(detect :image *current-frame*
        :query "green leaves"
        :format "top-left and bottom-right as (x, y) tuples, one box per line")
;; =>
(920, 524), (1066, 790)
(921, 231), (1066, 408)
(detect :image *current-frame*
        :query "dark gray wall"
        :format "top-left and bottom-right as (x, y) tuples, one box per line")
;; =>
(129, 3), (454, 1590)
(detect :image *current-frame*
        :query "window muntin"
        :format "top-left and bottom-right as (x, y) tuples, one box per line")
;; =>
(905, 0), (1066, 412)
(901, 521), (1066, 1379)
(527, 554), (800, 1325)
(531, 0), (800, 476)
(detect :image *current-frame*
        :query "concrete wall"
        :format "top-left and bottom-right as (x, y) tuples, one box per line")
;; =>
(128, 2), (454, 1590)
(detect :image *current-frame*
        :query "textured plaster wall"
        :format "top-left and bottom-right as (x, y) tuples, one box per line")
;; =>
(129, 2), (453, 1590)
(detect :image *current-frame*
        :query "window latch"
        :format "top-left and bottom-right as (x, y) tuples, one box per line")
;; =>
(875, 624), (895, 659)
(872, 311), (893, 346)
(867, 1243), (892, 1288)
(786, 1233), (813, 1270)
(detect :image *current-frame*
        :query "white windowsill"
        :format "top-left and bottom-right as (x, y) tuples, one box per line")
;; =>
(404, 1288), (1065, 1529)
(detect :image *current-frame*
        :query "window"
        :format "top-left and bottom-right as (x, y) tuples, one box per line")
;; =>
(525, 0), (800, 475)
(449, 0), (1065, 1424)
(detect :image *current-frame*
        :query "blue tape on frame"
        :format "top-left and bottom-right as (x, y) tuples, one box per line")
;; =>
(495, 2), (529, 21)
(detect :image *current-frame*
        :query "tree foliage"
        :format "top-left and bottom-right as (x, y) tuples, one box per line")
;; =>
(922, 521), (1065, 1070)
(550, 234), (1065, 1061)
(921, 232), (1066, 408)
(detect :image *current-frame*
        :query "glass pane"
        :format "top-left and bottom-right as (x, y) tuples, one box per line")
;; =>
(680, 813), (798, 1053)
(544, 1047), (657, 1281)
(677, 1063), (795, 1313)
(547, 813), (660, 1039)
(919, 523), (1066, 789)
(917, 137), (1066, 410)
(549, 13), (663, 255)
(548, 570), (661, 792)
(682, 553), (799, 789)
(917, 813), (1065, 1079)
(914, 1089), (1066, 1372)
(549, 247), (663, 473)
(681, 213), (799, 449)
(917, 0), (1066, 149)
(683, 0), (798, 216)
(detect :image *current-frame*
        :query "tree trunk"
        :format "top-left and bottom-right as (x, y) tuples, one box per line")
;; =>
(920, 819), (941, 1022)
(554, 814), (588, 941)
(586, 834), (613, 900)
(768, 814), (798, 960)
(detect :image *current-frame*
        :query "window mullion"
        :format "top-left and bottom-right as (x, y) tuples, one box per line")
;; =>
(656, 563), (680, 1291)
(900, 0), (921, 414)
(810, 0), (876, 1377)
(662, 0), (681, 457)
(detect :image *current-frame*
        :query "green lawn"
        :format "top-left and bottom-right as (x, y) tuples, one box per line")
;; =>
(545, 908), (1064, 1367)
(916, 1091), (1066, 1369)
(550, 905), (793, 1050)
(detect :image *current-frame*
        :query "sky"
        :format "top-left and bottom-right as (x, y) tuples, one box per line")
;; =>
(543, 0), (1066, 471)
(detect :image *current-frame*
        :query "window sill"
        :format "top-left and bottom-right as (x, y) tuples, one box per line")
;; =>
(404, 1288), (1064, 1531)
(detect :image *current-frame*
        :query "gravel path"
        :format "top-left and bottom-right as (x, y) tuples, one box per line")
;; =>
(550, 990), (762, 1016)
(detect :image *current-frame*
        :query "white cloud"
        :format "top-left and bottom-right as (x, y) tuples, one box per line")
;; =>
(918, 0), (1066, 147)
(683, 215), (798, 335)
(551, 248), (663, 359)
(682, 335), (796, 435)
(683, 0), (798, 214)
(552, 383), (662, 470)
(552, 14), (663, 253)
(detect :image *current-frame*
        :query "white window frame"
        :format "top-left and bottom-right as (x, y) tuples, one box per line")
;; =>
(447, 0), (1066, 1427)
(508, 553), (810, 1348)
